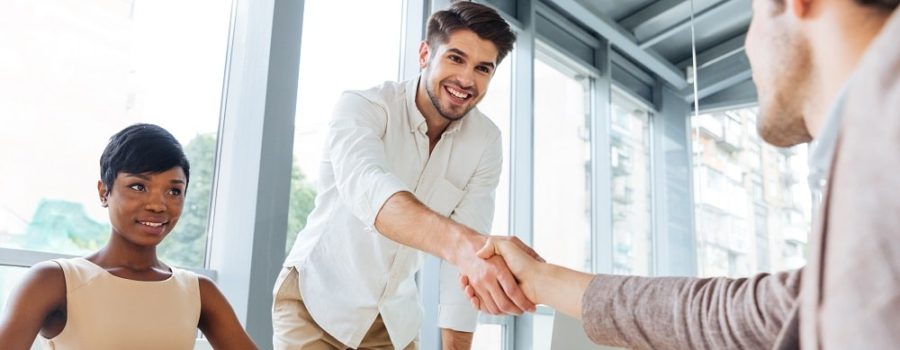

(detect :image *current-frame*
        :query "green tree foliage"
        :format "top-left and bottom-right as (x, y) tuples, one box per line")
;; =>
(286, 167), (316, 253)
(160, 133), (318, 265)
(24, 200), (107, 254)
(157, 133), (216, 267)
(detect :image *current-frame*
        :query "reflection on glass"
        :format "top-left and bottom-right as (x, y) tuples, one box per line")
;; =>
(533, 57), (591, 272)
(610, 90), (653, 276)
(533, 312), (554, 350)
(475, 56), (513, 236)
(471, 323), (504, 350)
(286, 0), (404, 250)
(0, 0), (230, 268)
(0, 266), (28, 315)
(691, 107), (811, 277)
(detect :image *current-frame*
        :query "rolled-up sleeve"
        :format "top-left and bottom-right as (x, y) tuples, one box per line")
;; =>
(438, 131), (503, 332)
(327, 92), (410, 226)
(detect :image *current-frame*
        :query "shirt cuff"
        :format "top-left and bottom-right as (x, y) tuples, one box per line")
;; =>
(438, 303), (478, 332)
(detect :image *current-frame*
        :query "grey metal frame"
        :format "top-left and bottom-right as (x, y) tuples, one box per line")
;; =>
(0, 248), (218, 280)
(0, 248), (80, 269)
(509, 0), (536, 347)
(590, 41), (614, 276)
(544, 0), (688, 90)
(206, 0), (304, 348)
(651, 84), (698, 277)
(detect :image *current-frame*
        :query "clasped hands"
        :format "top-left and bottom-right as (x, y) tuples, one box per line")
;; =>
(456, 235), (545, 315)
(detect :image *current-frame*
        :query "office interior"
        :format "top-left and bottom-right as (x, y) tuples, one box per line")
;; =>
(0, 0), (810, 349)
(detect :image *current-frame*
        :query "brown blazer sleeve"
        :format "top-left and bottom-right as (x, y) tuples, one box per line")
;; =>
(817, 8), (900, 348)
(581, 269), (802, 349)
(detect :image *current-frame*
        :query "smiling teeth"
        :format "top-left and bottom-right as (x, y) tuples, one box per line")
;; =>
(141, 222), (163, 227)
(448, 87), (469, 99)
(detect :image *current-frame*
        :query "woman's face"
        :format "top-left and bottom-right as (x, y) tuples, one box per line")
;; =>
(99, 167), (187, 247)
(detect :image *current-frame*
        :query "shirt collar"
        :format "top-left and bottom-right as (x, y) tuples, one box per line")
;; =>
(808, 84), (848, 178)
(807, 80), (850, 209)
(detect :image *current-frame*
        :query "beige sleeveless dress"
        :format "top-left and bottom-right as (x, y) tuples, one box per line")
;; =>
(40, 258), (201, 350)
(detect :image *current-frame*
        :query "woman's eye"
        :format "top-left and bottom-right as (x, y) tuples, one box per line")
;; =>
(169, 188), (183, 196)
(129, 184), (145, 191)
(449, 55), (462, 63)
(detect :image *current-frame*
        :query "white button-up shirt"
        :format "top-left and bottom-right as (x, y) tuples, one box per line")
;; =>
(283, 78), (502, 349)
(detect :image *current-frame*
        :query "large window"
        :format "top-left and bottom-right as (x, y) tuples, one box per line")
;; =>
(470, 54), (513, 350)
(532, 52), (592, 347)
(286, 0), (404, 249)
(692, 107), (811, 277)
(532, 55), (592, 272)
(471, 323), (505, 350)
(610, 89), (653, 276)
(478, 56), (513, 238)
(0, 0), (231, 268)
(0, 266), (27, 315)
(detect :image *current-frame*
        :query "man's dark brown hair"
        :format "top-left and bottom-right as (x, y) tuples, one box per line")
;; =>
(425, 1), (517, 64)
(857, 0), (900, 10)
(771, 0), (898, 11)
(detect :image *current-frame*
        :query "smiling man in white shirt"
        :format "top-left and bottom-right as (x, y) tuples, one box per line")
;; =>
(272, 2), (537, 349)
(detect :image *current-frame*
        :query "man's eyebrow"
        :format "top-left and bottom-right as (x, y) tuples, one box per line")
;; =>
(447, 48), (496, 69)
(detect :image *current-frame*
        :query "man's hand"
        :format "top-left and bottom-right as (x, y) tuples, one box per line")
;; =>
(460, 236), (543, 311)
(372, 192), (542, 315)
(452, 233), (541, 315)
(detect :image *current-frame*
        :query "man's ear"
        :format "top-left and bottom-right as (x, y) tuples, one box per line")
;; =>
(97, 180), (108, 208)
(418, 41), (430, 69)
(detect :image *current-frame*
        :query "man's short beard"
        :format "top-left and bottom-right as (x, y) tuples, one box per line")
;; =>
(756, 33), (814, 147)
(426, 79), (469, 122)
(757, 97), (813, 147)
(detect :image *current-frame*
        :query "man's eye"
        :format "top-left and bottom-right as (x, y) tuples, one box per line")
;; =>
(449, 55), (462, 63)
(169, 188), (183, 196)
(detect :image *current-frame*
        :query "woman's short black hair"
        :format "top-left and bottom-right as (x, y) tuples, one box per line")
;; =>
(99, 123), (190, 194)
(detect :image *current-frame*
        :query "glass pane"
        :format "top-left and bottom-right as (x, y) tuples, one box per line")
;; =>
(476, 56), (513, 236)
(0, 266), (28, 315)
(286, 0), (404, 250)
(691, 107), (811, 277)
(471, 323), (504, 350)
(533, 57), (592, 272)
(0, 0), (231, 268)
(533, 312), (554, 350)
(610, 90), (653, 276)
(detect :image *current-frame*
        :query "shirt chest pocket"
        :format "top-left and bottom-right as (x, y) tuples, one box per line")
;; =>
(426, 178), (467, 217)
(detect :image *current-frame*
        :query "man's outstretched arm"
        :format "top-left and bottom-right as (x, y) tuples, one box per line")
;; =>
(467, 238), (801, 349)
(579, 270), (800, 349)
(327, 92), (536, 316)
(375, 191), (535, 315)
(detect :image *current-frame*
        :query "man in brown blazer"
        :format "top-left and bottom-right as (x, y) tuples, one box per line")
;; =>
(461, 0), (900, 348)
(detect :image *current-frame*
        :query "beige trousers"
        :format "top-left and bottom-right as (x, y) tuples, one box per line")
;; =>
(272, 267), (417, 350)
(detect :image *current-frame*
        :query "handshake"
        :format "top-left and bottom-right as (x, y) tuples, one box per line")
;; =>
(455, 235), (547, 315)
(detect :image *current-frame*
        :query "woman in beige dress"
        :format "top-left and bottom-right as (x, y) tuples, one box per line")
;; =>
(0, 124), (258, 349)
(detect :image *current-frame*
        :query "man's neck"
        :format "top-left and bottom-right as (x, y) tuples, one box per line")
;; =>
(415, 76), (451, 142)
(805, 5), (891, 136)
